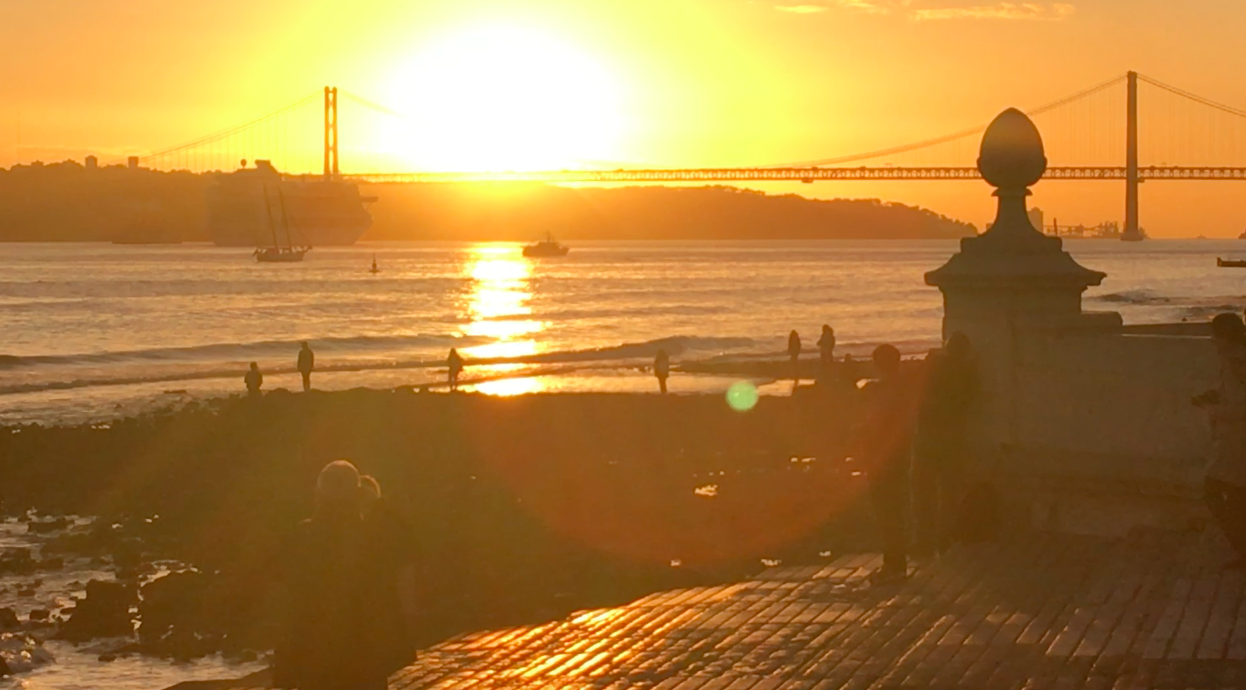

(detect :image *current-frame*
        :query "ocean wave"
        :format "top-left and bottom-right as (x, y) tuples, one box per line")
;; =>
(1092, 290), (1171, 306)
(0, 334), (490, 370)
(0, 335), (760, 396)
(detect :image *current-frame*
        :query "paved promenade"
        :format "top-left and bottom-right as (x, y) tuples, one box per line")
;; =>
(229, 526), (1245, 690)
(374, 527), (1241, 690)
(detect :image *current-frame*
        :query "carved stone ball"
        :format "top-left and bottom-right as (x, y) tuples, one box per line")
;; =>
(977, 108), (1047, 190)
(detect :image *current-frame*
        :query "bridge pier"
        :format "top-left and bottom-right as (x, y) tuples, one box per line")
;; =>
(1122, 71), (1144, 242)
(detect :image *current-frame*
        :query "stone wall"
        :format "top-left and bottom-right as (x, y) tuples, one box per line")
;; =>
(1009, 327), (1216, 488)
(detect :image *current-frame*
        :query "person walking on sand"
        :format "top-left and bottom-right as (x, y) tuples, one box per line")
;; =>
(788, 330), (802, 384)
(244, 362), (263, 397)
(913, 332), (978, 558)
(1195, 313), (1246, 569)
(857, 344), (921, 585)
(447, 348), (465, 392)
(274, 461), (388, 690)
(654, 348), (670, 394)
(297, 342), (315, 393)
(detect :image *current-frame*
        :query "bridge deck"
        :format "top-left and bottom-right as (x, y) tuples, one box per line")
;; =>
(230, 526), (1245, 690)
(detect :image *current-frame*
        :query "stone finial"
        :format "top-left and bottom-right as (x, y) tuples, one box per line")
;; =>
(978, 108), (1046, 192)
(925, 108), (1104, 291)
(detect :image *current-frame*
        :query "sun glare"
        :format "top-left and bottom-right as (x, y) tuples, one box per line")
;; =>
(385, 26), (625, 172)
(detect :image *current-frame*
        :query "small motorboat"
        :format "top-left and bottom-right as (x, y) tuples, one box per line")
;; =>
(523, 234), (570, 258)
(1239, 229), (1246, 240)
(1217, 257), (1246, 268)
(370, 254), (380, 274)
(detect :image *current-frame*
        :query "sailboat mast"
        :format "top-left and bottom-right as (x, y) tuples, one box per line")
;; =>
(276, 187), (294, 251)
(261, 184), (279, 248)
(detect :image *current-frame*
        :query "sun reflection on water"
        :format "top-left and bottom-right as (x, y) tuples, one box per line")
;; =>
(460, 245), (545, 388)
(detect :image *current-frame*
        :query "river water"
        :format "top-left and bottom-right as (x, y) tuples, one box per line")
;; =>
(2, 239), (1244, 425)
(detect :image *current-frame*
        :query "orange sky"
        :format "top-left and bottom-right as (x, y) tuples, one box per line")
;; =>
(2, 0), (1245, 236)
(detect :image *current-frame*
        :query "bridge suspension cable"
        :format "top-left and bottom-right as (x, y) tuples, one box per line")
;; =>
(764, 73), (1129, 168)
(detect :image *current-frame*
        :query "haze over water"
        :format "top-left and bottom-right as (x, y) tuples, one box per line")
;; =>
(2, 239), (1241, 425)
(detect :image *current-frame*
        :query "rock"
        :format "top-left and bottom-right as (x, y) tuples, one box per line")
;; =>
(27, 609), (49, 622)
(38, 557), (64, 571)
(0, 632), (53, 675)
(0, 609), (16, 630)
(0, 549), (35, 575)
(16, 587), (35, 597)
(98, 652), (117, 662)
(139, 570), (212, 649)
(56, 580), (136, 641)
(26, 517), (70, 534)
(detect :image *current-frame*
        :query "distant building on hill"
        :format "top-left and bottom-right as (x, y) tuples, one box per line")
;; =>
(1028, 207), (1044, 232)
(85, 156), (98, 170)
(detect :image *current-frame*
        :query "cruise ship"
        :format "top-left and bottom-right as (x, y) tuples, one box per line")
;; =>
(206, 160), (375, 246)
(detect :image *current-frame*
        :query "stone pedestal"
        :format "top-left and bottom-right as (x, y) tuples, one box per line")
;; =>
(925, 109), (1107, 470)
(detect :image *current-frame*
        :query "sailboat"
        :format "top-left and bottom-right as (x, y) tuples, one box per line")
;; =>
(254, 184), (311, 263)
(369, 254), (380, 274)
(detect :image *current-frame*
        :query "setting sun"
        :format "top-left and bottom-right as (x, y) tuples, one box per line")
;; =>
(384, 26), (625, 172)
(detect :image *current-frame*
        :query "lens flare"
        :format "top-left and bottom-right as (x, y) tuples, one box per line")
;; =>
(726, 381), (759, 412)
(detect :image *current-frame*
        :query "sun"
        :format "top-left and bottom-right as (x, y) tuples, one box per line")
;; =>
(384, 26), (625, 172)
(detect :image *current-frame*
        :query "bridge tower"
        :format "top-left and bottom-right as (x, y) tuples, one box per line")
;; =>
(1122, 71), (1144, 242)
(324, 86), (339, 179)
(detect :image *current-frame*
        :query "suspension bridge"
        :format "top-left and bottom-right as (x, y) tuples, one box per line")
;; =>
(138, 72), (1246, 242)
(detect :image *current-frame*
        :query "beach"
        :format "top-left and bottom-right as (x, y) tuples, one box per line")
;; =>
(0, 388), (885, 689)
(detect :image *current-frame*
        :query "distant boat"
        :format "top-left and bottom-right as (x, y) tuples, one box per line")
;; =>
(523, 234), (570, 258)
(1238, 230), (1246, 240)
(254, 184), (311, 263)
(1217, 258), (1246, 268)
(370, 255), (380, 274)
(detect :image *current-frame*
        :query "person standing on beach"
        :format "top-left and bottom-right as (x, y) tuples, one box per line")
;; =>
(654, 348), (670, 394)
(1195, 313), (1246, 568)
(857, 344), (920, 584)
(297, 342), (315, 392)
(913, 332), (977, 558)
(447, 348), (465, 392)
(244, 362), (263, 397)
(788, 330), (802, 384)
(817, 325), (837, 386)
(274, 461), (388, 690)
(817, 325), (836, 367)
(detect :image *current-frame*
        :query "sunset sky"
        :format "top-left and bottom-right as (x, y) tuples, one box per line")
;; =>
(2, 0), (1245, 236)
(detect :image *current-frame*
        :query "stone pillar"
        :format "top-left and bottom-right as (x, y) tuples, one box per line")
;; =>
(925, 109), (1106, 470)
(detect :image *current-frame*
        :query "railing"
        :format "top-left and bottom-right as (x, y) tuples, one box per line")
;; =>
(337, 166), (1246, 184)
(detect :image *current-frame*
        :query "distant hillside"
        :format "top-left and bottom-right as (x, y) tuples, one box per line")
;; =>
(364, 183), (976, 241)
(0, 161), (975, 241)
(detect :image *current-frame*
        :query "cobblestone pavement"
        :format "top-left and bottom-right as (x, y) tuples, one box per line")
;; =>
(240, 528), (1246, 689)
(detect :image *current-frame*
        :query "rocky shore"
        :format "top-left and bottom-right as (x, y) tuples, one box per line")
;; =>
(0, 387), (881, 679)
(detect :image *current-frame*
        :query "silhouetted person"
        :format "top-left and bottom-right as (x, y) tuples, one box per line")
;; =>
(447, 348), (464, 391)
(858, 344), (919, 584)
(818, 325), (836, 367)
(298, 342), (314, 392)
(359, 475), (416, 674)
(1196, 313), (1246, 568)
(788, 330), (802, 384)
(913, 332), (978, 558)
(655, 349), (670, 394)
(244, 362), (262, 397)
(274, 461), (388, 690)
